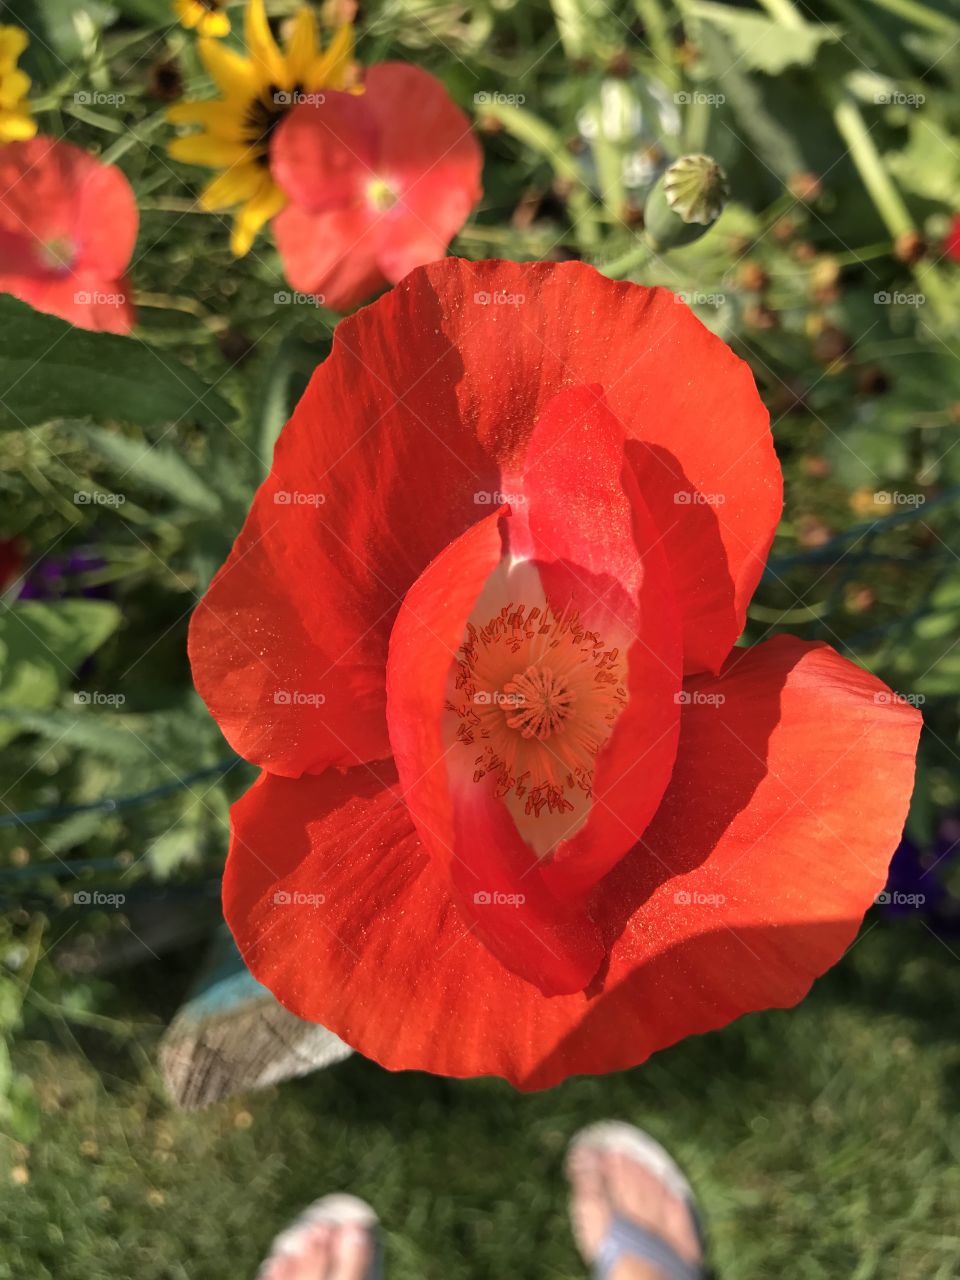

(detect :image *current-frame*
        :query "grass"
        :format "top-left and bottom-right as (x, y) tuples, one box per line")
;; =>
(4, 3), (960, 1278)
(4, 919), (959, 1280)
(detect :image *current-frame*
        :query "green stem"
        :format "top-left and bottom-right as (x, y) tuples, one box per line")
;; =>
(829, 89), (952, 317)
(633, 0), (679, 85)
(866, 0), (959, 35)
(831, 92), (912, 236)
(822, 0), (912, 78)
(598, 241), (651, 279)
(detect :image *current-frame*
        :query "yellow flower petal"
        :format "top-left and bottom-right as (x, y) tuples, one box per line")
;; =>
(244, 0), (285, 89)
(0, 108), (36, 142)
(199, 163), (264, 211)
(0, 26), (29, 66)
(284, 7), (318, 86)
(169, 133), (254, 167)
(166, 99), (245, 139)
(230, 174), (286, 257)
(198, 38), (257, 101)
(305, 23), (355, 93)
(198, 10), (231, 38)
(0, 68), (31, 106)
(175, 0), (202, 30)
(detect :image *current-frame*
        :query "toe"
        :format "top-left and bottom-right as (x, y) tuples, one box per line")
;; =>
(567, 1145), (611, 1265)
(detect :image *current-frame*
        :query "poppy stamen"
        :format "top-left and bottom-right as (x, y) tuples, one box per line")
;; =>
(447, 597), (627, 840)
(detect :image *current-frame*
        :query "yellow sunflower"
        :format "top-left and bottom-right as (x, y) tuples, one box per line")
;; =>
(167, 0), (355, 256)
(0, 25), (37, 143)
(173, 0), (231, 39)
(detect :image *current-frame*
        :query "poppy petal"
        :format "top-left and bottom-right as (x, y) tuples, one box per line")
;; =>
(271, 94), (380, 214)
(270, 203), (385, 307)
(515, 384), (683, 897)
(225, 636), (918, 1088)
(359, 62), (482, 284)
(188, 281), (503, 777)
(190, 259), (773, 777)
(375, 260), (779, 675)
(0, 137), (137, 334)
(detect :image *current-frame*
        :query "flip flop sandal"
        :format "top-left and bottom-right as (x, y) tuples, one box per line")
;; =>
(567, 1120), (707, 1280)
(256, 1192), (384, 1280)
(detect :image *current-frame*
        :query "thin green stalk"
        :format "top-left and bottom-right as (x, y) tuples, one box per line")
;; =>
(829, 90), (951, 316)
(598, 241), (651, 279)
(866, 0), (960, 35)
(633, 0), (679, 85)
(822, 0), (912, 78)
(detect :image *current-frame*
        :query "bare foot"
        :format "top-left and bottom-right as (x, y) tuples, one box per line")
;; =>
(257, 1195), (377, 1280)
(566, 1126), (703, 1279)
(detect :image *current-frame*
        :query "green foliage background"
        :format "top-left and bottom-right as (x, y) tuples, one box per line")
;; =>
(2, 0), (960, 1276)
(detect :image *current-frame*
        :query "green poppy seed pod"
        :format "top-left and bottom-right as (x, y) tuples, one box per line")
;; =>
(643, 154), (729, 251)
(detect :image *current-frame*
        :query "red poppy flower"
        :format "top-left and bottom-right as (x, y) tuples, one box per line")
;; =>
(269, 63), (482, 310)
(0, 535), (23, 593)
(190, 259), (920, 1089)
(0, 136), (137, 333)
(944, 213), (960, 263)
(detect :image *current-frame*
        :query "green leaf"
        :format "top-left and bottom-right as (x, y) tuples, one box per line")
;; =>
(690, 3), (839, 75)
(0, 601), (121, 746)
(0, 297), (235, 431)
(82, 426), (223, 515)
(691, 21), (807, 178)
(888, 117), (960, 205)
(8, 0), (117, 61)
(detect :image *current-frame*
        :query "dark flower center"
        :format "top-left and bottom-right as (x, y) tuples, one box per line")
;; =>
(245, 84), (303, 163)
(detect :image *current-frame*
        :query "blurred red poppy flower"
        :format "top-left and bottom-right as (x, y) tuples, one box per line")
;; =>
(269, 63), (482, 309)
(190, 259), (920, 1089)
(0, 136), (137, 333)
(944, 213), (960, 263)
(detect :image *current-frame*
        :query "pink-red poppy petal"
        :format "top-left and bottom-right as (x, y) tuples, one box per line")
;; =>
(188, 282), (502, 777)
(383, 506), (606, 995)
(191, 260), (775, 777)
(511, 383), (683, 897)
(271, 202), (386, 308)
(374, 260), (779, 675)
(0, 137), (138, 334)
(225, 636), (918, 1089)
(271, 93), (380, 214)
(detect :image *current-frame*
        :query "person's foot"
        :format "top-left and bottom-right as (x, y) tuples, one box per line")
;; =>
(566, 1123), (704, 1280)
(256, 1193), (379, 1280)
